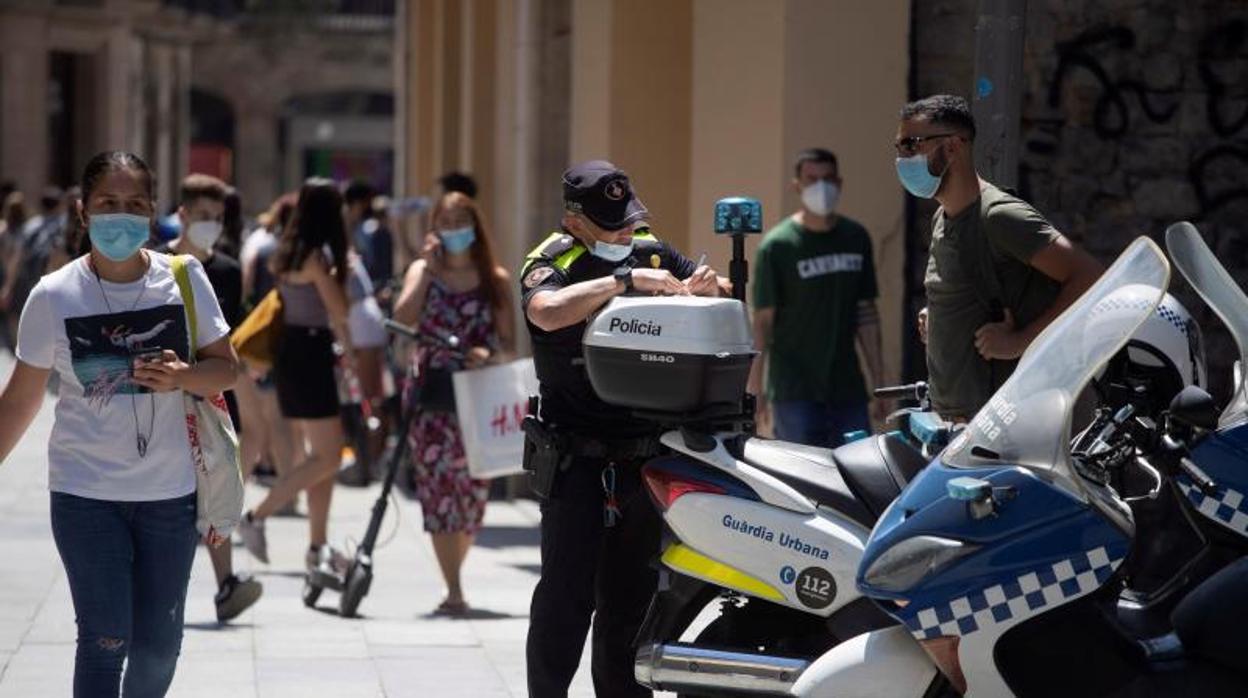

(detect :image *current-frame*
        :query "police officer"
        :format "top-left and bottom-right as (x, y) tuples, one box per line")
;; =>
(522, 161), (725, 697)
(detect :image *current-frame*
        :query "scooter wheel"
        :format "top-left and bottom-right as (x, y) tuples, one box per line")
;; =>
(302, 579), (323, 608)
(339, 564), (373, 618)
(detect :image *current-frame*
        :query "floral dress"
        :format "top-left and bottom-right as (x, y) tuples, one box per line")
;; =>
(405, 279), (496, 534)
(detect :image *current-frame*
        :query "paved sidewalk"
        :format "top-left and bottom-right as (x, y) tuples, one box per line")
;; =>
(0, 355), (608, 697)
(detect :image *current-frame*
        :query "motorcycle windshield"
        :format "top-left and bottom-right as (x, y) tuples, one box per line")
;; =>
(943, 238), (1170, 486)
(1166, 222), (1248, 428)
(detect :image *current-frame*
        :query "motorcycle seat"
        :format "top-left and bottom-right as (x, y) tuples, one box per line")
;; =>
(740, 434), (927, 529)
(837, 434), (927, 518)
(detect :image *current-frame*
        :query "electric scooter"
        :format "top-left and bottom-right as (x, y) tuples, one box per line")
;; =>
(336, 343), (380, 487)
(302, 318), (461, 617)
(855, 237), (1248, 696)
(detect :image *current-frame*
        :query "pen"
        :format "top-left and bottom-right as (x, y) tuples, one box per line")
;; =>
(696, 252), (707, 268)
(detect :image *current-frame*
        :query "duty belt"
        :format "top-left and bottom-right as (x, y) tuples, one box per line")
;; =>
(563, 434), (663, 459)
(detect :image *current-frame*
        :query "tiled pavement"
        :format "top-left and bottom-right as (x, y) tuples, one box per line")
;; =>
(0, 354), (608, 697)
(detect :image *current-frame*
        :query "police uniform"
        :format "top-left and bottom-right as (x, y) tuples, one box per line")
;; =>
(522, 161), (697, 698)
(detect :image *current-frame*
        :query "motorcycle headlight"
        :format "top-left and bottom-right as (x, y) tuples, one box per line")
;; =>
(863, 535), (978, 593)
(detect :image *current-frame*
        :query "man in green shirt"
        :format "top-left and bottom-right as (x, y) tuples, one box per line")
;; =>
(748, 148), (886, 447)
(896, 95), (1102, 420)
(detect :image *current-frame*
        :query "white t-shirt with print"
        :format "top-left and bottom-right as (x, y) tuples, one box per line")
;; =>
(16, 253), (231, 502)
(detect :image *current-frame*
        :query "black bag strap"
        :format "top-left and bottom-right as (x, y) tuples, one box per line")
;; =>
(954, 185), (1034, 391)
(955, 188), (1009, 324)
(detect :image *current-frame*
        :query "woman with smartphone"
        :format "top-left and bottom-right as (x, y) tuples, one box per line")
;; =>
(0, 151), (238, 696)
(392, 191), (515, 615)
(236, 179), (356, 583)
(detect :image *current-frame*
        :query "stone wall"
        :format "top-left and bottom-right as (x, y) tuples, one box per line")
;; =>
(910, 0), (1248, 403)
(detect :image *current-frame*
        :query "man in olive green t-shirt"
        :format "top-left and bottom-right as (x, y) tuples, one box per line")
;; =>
(748, 148), (886, 447)
(895, 95), (1103, 420)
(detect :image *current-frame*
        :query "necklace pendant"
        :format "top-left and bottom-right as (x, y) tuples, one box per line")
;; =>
(137, 435), (148, 458)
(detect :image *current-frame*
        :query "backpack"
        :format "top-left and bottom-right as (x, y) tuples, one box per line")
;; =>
(230, 289), (284, 372)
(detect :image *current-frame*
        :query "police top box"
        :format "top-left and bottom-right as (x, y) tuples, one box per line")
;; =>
(583, 296), (756, 413)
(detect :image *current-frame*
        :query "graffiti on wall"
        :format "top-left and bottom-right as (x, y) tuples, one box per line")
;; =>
(1046, 26), (1178, 139)
(906, 6), (1248, 390)
(1029, 19), (1248, 217)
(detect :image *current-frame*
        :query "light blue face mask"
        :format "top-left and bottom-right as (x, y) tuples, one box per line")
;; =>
(895, 153), (947, 199)
(439, 226), (477, 255)
(89, 213), (151, 262)
(591, 239), (634, 262)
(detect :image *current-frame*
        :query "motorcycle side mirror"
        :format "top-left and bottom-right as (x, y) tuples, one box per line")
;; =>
(909, 412), (951, 449)
(1169, 385), (1219, 432)
(948, 476), (997, 520)
(948, 477), (991, 502)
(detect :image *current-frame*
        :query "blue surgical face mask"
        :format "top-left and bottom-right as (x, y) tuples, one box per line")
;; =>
(591, 240), (633, 263)
(895, 153), (947, 199)
(439, 225), (477, 255)
(89, 213), (151, 262)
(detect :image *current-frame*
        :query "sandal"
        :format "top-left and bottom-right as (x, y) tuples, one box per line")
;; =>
(433, 599), (470, 617)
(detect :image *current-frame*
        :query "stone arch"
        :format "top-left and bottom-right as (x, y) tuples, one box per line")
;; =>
(191, 26), (394, 211)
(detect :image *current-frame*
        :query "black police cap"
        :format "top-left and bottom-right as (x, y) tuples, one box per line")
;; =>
(562, 160), (647, 231)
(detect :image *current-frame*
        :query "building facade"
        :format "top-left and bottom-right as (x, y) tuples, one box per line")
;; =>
(0, 0), (395, 216)
(191, 8), (395, 214)
(909, 0), (1248, 401)
(396, 0), (912, 382)
(0, 0), (202, 206)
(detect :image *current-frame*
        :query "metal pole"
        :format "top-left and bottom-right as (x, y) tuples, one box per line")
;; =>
(971, 0), (1026, 189)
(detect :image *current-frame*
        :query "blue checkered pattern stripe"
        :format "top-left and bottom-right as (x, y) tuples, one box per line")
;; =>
(1176, 475), (1248, 536)
(902, 547), (1124, 640)
(1156, 303), (1190, 337)
(1091, 295), (1154, 317)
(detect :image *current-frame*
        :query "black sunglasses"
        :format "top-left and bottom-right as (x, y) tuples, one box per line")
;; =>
(894, 132), (960, 156)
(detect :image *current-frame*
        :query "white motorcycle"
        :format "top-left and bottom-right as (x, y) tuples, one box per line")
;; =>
(581, 291), (950, 696)
(578, 223), (1210, 696)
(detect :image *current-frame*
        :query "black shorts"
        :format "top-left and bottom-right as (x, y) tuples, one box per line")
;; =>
(274, 325), (340, 419)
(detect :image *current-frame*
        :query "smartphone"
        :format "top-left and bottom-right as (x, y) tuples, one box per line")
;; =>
(133, 350), (165, 367)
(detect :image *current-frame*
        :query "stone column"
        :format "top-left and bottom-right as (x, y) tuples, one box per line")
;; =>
(172, 42), (191, 189)
(0, 14), (50, 199)
(686, 0), (787, 270)
(235, 100), (281, 214)
(459, 0), (498, 214)
(145, 40), (176, 207)
(569, 0), (611, 160)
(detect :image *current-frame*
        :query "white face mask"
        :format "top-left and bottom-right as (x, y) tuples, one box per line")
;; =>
(186, 220), (223, 251)
(591, 239), (634, 262)
(801, 180), (841, 216)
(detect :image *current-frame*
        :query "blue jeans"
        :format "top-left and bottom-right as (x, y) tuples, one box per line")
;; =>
(51, 492), (198, 698)
(772, 401), (870, 448)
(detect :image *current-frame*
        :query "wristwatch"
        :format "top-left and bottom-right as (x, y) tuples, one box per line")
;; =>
(613, 266), (634, 293)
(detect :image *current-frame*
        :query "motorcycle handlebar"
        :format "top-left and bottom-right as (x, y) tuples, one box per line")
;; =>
(383, 319), (461, 350)
(1125, 455), (1164, 502)
(1179, 456), (1218, 495)
(873, 382), (928, 401)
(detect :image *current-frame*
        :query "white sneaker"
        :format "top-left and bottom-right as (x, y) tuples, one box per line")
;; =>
(306, 544), (350, 576)
(238, 514), (269, 564)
